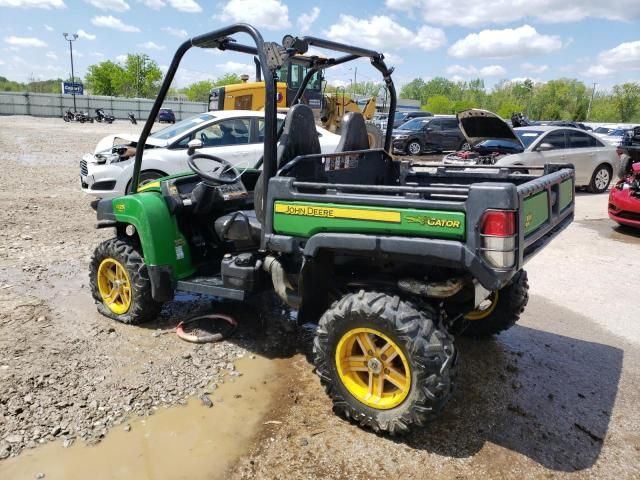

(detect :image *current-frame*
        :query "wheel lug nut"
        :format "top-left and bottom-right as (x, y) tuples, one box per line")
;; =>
(384, 368), (390, 374)
(381, 354), (387, 361)
(367, 350), (373, 356)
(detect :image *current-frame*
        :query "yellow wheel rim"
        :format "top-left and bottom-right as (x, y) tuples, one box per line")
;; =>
(465, 291), (499, 321)
(97, 258), (132, 315)
(335, 327), (411, 410)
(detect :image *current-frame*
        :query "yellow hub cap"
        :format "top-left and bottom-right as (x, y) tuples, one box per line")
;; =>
(97, 258), (132, 315)
(465, 291), (499, 321)
(335, 327), (411, 410)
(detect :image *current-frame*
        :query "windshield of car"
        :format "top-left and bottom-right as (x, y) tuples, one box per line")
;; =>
(394, 112), (406, 121)
(608, 129), (626, 136)
(516, 130), (542, 148)
(398, 118), (430, 130)
(594, 126), (612, 134)
(150, 113), (215, 140)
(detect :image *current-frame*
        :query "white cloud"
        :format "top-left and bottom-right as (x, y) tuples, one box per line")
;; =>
(85, 0), (129, 11)
(521, 62), (549, 74)
(45, 51), (57, 59)
(44, 24), (54, 31)
(480, 65), (506, 76)
(0, 0), (65, 9)
(328, 79), (350, 88)
(448, 25), (562, 58)
(116, 54), (128, 62)
(215, 61), (255, 75)
(0, 59), (4, 65)
(382, 52), (404, 65)
(450, 75), (465, 83)
(139, 0), (165, 7)
(586, 40), (640, 77)
(325, 15), (446, 52)
(385, 0), (640, 27)
(297, 6), (319, 33)
(91, 15), (140, 32)
(4, 36), (47, 47)
(161, 26), (188, 38)
(77, 29), (96, 40)
(91, 51), (104, 57)
(168, 0), (201, 13)
(138, 41), (165, 50)
(446, 64), (477, 75)
(446, 64), (506, 77)
(216, 0), (291, 30)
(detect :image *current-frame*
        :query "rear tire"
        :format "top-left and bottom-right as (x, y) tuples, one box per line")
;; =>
(89, 238), (163, 324)
(314, 291), (457, 435)
(588, 164), (612, 193)
(365, 123), (383, 148)
(462, 270), (529, 338)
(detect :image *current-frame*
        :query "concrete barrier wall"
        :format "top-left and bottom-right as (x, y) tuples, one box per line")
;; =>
(0, 91), (208, 121)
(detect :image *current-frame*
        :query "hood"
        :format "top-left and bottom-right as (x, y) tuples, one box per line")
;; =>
(93, 133), (168, 154)
(392, 128), (413, 136)
(457, 109), (524, 149)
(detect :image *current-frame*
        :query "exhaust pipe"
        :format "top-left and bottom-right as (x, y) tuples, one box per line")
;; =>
(397, 277), (465, 298)
(263, 256), (301, 308)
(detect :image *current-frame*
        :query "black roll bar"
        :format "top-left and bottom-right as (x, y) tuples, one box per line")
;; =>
(130, 24), (277, 197)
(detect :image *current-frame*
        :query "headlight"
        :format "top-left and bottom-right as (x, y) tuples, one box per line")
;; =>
(394, 135), (409, 140)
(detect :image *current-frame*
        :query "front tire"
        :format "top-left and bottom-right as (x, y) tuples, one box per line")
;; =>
(126, 170), (166, 194)
(89, 238), (163, 324)
(406, 140), (422, 156)
(462, 270), (529, 338)
(588, 164), (612, 193)
(314, 291), (457, 435)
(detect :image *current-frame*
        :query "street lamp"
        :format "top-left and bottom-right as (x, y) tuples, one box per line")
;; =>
(63, 32), (78, 112)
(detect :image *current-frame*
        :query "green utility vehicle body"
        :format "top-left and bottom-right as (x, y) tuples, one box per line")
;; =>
(89, 23), (576, 435)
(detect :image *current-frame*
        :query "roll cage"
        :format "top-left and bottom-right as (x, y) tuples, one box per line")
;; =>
(130, 23), (397, 217)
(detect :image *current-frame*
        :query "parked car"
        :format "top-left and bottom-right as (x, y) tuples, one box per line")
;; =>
(157, 108), (176, 123)
(393, 110), (433, 129)
(442, 109), (619, 193)
(80, 110), (341, 199)
(602, 127), (634, 146)
(609, 162), (640, 229)
(392, 116), (464, 155)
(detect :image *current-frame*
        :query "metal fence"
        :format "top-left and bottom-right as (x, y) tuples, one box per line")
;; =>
(0, 91), (208, 121)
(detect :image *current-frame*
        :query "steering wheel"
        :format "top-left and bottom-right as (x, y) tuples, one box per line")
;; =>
(188, 153), (239, 185)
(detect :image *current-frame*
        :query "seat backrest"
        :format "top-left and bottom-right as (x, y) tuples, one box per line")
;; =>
(335, 112), (369, 152)
(277, 104), (321, 168)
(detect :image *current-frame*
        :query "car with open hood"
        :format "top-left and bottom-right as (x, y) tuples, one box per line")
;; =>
(443, 109), (619, 193)
(79, 110), (341, 199)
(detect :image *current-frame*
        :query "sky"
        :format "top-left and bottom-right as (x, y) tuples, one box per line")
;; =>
(0, 0), (639, 93)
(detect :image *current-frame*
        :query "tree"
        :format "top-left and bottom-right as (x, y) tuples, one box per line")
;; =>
(182, 80), (216, 102)
(85, 61), (124, 96)
(424, 95), (452, 114)
(120, 54), (163, 98)
(400, 78), (426, 102)
(214, 73), (242, 86)
(612, 83), (640, 122)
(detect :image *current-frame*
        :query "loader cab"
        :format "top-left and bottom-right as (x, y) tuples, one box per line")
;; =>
(208, 63), (324, 111)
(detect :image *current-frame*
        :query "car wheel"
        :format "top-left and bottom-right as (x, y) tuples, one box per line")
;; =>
(588, 164), (612, 193)
(406, 140), (422, 156)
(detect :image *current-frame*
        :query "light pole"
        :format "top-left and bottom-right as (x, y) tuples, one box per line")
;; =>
(586, 82), (598, 121)
(63, 32), (78, 112)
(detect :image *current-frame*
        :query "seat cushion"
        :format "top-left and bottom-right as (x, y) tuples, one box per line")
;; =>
(214, 210), (261, 244)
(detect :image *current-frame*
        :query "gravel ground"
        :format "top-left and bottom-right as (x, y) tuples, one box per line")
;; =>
(1, 116), (639, 478)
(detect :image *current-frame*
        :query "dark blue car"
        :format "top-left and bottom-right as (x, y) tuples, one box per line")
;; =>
(157, 108), (176, 123)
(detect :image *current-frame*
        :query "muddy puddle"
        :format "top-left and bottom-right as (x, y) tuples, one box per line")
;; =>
(576, 218), (640, 244)
(0, 355), (286, 480)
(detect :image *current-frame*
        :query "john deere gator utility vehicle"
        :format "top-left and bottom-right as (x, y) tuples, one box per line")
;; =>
(89, 24), (575, 434)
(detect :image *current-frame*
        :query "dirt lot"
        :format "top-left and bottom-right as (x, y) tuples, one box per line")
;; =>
(1, 116), (639, 479)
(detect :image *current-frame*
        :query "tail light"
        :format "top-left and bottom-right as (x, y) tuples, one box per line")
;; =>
(480, 210), (516, 269)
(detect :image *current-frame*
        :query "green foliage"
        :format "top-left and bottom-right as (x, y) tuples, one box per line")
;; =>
(179, 74), (243, 102)
(424, 95), (452, 114)
(214, 73), (242, 86)
(84, 54), (162, 98)
(399, 76), (640, 123)
(0, 76), (64, 93)
(612, 83), (640, 122)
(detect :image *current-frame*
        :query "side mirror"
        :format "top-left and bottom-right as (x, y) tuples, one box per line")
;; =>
(187, 138), (203, 155)
(537, 142), (554, 151)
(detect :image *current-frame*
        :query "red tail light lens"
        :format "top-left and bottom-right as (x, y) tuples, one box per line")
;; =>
(481, 210), (515, 237)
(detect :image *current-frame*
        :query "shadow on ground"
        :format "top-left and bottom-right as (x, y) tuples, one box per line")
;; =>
(397, 297), (622, 472)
